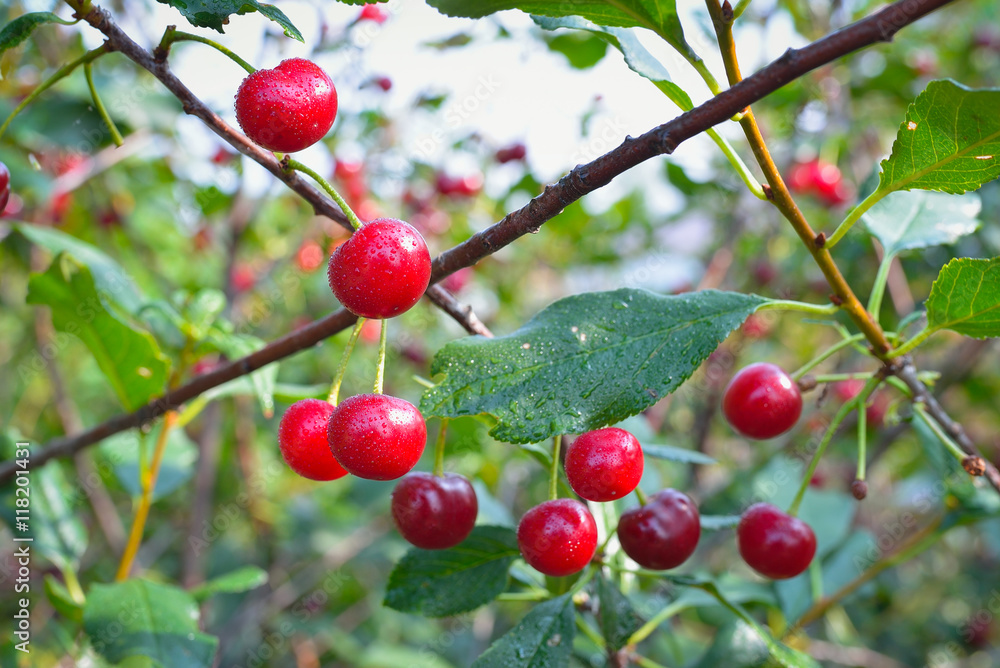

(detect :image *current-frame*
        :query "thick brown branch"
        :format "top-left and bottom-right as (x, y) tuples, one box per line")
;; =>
(0, 0), (956, 483)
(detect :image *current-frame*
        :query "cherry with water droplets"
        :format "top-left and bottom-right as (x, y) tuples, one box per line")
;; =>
(327, 393), (426, 480)
(722, 362), (802, 439)
(564, 427), (643, 502)
(517, 498), (597, 577)
(278, 399), (348, 481)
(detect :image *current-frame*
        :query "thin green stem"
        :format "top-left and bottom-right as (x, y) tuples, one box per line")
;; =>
(433, 420), (448, 477)
(284, 158), (362, 230)
(886, 325), (936, 359)
(826, 188), (886, 249)
(84, 62), (123, 147)
(374, 318), (388, 395)
(634, 656), (670, 668)
(809, 559), (824, 603)
(327, 318), (365, 406)
(157, 28), (256, 74)
(629, 601), (688, 644)
(576, 616), (606, 649)
(0, 46), (109, 141)
(549, 435), (563, 500)
(867, 251), (895, 319)
(811, 372), (877, 383)
(497, 591), (552, 602)
(706, 128), (766, 199)
(61, 567), (86, 605)
(757, 300), (840, 316)
(856, 393), (868, 481)
(690, 57), (723, 97)
(732, 0), (754, 19)
(634, 485), (648, 506)
(913, 403), (967, 464)
(790, 334), (866, 381)
(788, 374), (881, 516)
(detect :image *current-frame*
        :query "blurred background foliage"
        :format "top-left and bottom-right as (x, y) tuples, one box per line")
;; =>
(1, 0), (999, 666)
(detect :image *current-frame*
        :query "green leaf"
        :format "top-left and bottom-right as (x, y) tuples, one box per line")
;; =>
(384, 526), (519, 617)
(208, 331), (277, 417)
(83, 580), (218, 667)
(642, 442), (717, 465)
(533, 16), (693, 109)
(878, 80), (1000, 195)
(545, 31), (609, 69)
(154, 0), (303, 40)
(0, 12), (76, 58)
(692, 620), (769, 668)
(15, 224), (145, 314)
(596, 574), (642, 651)
(100, 426), (197, 501)
(26, 254), (170, 411)
(863, 191), (981, 257)
(44, 574), (83, 623)
(925, 257), (1000, 338)
(421, 289), (766, 444)
(471, 592), (575, 668)
(191, 566), (268, 602)
(429, 0), (698, 63)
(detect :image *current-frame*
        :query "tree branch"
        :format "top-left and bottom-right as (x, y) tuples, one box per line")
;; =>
(0, 0), (957, 483)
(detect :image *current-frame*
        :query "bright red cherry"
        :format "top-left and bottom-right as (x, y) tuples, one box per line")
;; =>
(235, 58), (337, 153)
(722, 362), (802, 439)
(327, 394), (426, 480)
(0, 161), (11, 213)
(564, 427), (643, 502)
(391, 472), (478, 549)
(617, 489), (700, 570)
(517, 498), (597, 577)
(278, 399), (348, 481)
(327, 218), (432, 319)
(358, 3), (389, 23)
(737, 503), (816, 579)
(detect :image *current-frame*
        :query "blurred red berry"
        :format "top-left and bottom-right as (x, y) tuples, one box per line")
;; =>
(358, 3), (389, 23)
(231, 263), (257, 292)
(436, 173), (482, 198)
(495, 142), (527, 163)
(374, 76), (392, 92)
(295, 240), (325, 273)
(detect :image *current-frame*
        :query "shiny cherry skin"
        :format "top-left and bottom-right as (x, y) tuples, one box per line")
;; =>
(391, 472), (478, 549)
(617, 489), (700, 570)
(564, 427), (644, 502)
(737, 503), (817, 579)
(327, 393), (425, 480)
(235, 58), (337, 153)
(722, 362), (802, 439)
(278, 399), (348, 481)
(327, 218), (432, 319)
(0, 161), (10, 213)
(517, 498), (597, 577)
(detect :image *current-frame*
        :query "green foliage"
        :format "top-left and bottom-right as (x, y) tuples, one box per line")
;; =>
(44, 574), (83, 623)
(596, 574), (642, 651)
(471, 593), (575, 667)
(422, 289), (766, 443)
(99, 426), (197, 501)
(925, 256), (1000, 338)
(384, 526), (519, 617)
(83, 580), (218, 667)
(878, 80), (1000, 195)
(26, 254), (170, 412)
(862, 191), (981, 256)
(154, 0), (303, 41)
(191, 566), (269, 601)
(0, 12), (76, 58)
(692, 620), (769, 668)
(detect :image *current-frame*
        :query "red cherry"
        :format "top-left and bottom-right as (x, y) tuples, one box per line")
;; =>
(435, 173), (482, 198)
(230, 263), (257, 293)
(0, 161), (10, 214)
(327, 394), (426, 480)
(517, 498), (597, 577)
(295, 240), (324, 273)
(358, 3), (389, 23)
(334, 159), (364, 182)
(373, 76), (393, 92)
(833, 379), (887, 427)
(617, 489), (700, 570)
(722, 363), (802, 439)
(787, 161), (820, 193)
(737, 503), (816, 579)
(278, 399), (349, 481)
(391, 472), (478, 549)
(495, 143), (527, 164)
(564, 428), (643, 502)
(235, 58), (337, 153)
(327, 218), (432, 319)
(441, 267), (472, 294)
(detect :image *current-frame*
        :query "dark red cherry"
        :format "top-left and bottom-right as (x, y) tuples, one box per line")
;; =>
(391, 472), (478, 549)
(617, 489), (700, 570)
(737, 503), (817, 580)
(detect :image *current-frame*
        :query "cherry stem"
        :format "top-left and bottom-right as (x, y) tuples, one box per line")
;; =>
(756, 300), (841, 316)
(810, 372), (877, 383)
(116, 411), (176, 581)
(374, 318), (388, 395)
(0, 45), (110, 142)
(885, 324), (935, 359)
(156, 27), (256, 74)
(634, 486), (648, 506)
(826, 187), (886, 249)
(731, 0), (754, 19)
(856, 393), (868, 481)
(790, 333), (866, 381)
(549, 434), (562, 501)
(283, 158), (363, 230)
(913, 402), (968, 464)
(788, 374), (882, 516)
(327, 318), (365, 406)
(433, 420), (448, 477)
(867, 250), (896, 319)
(84, 62), (123, 147)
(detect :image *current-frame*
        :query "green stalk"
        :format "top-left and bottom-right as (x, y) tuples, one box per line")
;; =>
(732, 0), (754, 19)
(757, 300), (841, 316)
(157, 28), (256, 74)
(913, 403), (968, 464)
(706, 128), (767, 199)
(374, 318), (388, 395)
(856, 393), (868, 481)
(284, 158), (363, 230)
(886, 325), (935, 359)
(790, 334), (866, 381)
(84, 62), (123, 147)
(825, 188), (886, 249)
(0, 46), (109, 141)
(549, 435), (563, 500)
(867, 251), (896, 320)
(433, 420), (448, 476)
(327, 318), (365, 405)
